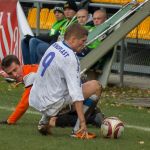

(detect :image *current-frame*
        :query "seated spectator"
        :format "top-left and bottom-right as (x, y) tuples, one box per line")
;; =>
(93, 9), (107, 27)
(35, 0), (78, 63)
(76, 8), (94, 58)
(77, 9), (107, 58)
(21, 4), (66, 64)
(76, 8), (93, 29)
(49, 5), (67, 37)
(63, 0), (78, 22)
(88, 9), (107, 49)
(58, 0), (78, 40)
(22, 0), (78, 65)
(88, 9), (109, 71)
(78, 9), (107, 58)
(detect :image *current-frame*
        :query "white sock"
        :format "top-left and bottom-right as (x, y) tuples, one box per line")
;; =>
(73, 105), (89, 132)
(89, 94), (99, 102)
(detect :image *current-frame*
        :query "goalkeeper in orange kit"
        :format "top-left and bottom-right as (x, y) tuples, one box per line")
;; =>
(0, 55), (38, 124)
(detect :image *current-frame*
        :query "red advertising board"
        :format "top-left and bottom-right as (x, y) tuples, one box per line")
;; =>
(0, 0), (22, 65)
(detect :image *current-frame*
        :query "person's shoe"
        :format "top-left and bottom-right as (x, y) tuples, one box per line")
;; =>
(93, 112), (104, 127)
(94, 107), (105, 127)
(70, 130), (77, 138)
(87, 107), (104, 128)
(71, 129), (96, 139)
(37, 124), (51, 135)
(5, 77), (16, 83)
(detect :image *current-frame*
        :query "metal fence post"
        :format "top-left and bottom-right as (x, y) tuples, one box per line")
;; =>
(36, 2), (40, 36)
(119, 39), (125, 87)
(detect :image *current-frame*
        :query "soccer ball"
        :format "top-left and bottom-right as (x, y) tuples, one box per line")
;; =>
(101, 117), (124, 139)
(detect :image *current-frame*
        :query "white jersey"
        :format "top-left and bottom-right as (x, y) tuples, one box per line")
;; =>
(23, 72), (36, 88)
(29, 41), (84, 112)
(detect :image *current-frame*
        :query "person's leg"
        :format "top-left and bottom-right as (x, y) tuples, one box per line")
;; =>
(38, 114), (51, 135)
(48, 107), (104, 128)
(29, 38), (50, 64)
(87, 107), (104, 127)
(29, 38), (43, 64)
(38, 113), (77, 135)
(37, 100), (66, 135)
(82, 80), (102, 99)
(38, 81), (102, 135)
(36, 42), (50, 63)
(49, 80), (102, 131)
(21, 38), (31, 64)
(50, 113), (77, 128)
(73, 80), (102, 132)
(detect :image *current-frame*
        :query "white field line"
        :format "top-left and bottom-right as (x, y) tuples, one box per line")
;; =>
(125, 125), (150, 132)
(0, 106), (150, 132)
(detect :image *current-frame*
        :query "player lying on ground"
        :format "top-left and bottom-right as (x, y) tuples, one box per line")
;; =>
(0, 55), (103, 130)
(29, 23), (102, 139)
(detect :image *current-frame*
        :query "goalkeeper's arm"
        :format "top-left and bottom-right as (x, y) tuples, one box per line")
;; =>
(4, 87), (31, 124)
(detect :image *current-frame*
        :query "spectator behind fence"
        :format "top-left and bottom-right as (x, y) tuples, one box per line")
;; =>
(88, 9), (107, 50)
(76, 8), (93, 29)
(21, 0), (78, 65)
(76, 8), (94, 57)
(21, 4), (66, 64)
(59, 0), (78, 39)
(76, 9), (107, 58)
(35, 0), (78, 63)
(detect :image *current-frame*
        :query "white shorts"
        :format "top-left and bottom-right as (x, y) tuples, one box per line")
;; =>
(41, 94), (73, 117)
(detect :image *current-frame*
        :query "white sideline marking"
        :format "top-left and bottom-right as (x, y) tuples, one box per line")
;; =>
(0, 106), (150, 132)
(125, 125), (150, 132)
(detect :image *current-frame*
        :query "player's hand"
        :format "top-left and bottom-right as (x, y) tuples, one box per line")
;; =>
(0, 120), (8, 125)
(80, 121), (87, 132)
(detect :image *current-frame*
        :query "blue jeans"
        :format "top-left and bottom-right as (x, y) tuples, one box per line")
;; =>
(29, 38), (50, 64)
(21, 37), (50, 64)
(21, 38), (31, 64)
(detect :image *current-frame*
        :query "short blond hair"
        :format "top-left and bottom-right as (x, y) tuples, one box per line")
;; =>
(64, 23), (88, 40)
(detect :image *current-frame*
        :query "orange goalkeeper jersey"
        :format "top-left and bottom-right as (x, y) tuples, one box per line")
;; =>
(7, 64), (38, 124)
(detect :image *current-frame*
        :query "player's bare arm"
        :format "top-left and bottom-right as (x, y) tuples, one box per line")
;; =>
(74, 101), (87, 131)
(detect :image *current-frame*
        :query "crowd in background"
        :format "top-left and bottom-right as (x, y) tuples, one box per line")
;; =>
(21, 0), (107, 65)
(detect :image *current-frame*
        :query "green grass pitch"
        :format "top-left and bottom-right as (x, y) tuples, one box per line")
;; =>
(0, 77), (150, 150)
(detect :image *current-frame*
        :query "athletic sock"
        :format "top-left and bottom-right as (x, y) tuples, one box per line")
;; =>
(73, 105), (89, 132)
(73, 98), (94, 132)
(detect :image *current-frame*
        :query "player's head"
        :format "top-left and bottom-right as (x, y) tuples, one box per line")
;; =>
(64, 0), (78, 20)
(77, 9), (89, 25)
(64, 23), (88, 53)
(93, 9), (107, 26)
(1, 55), (23, 82)
(54, 4), (65, 21)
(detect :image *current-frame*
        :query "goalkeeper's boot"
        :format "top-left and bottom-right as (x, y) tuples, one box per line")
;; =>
(88, 107), (105, 128)
(71, 129), (96, 139)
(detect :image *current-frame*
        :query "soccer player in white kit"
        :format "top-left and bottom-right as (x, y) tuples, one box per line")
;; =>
(29, 23), (102, 139)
